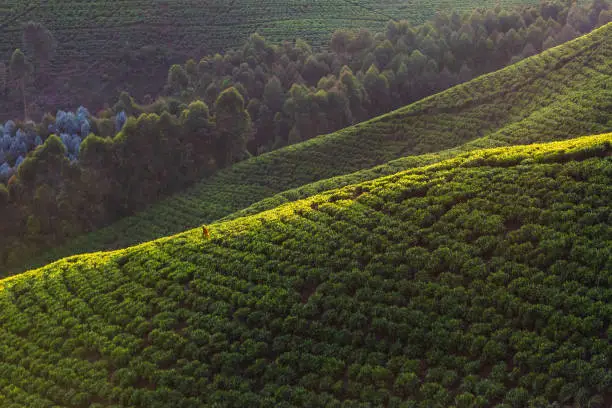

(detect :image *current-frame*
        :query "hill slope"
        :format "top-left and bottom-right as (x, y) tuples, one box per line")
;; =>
(14, 22), (612, 275)
(1, 134), (610, 407)
(0, 0), (541, 59)
(0, 0), (545, 120)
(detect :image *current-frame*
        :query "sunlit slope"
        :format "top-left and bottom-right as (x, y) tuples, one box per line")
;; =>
(13, 23), (612, 275)
(223, 37), (612, 221)
(1, 134), (611, 407)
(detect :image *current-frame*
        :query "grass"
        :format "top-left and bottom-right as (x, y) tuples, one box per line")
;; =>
(0, 133), (610, 407)
(10, 22), (611, 276)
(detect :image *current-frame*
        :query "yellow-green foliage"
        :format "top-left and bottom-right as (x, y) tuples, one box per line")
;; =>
(14, 23), (611, 275)
(1, 134), (610, 407)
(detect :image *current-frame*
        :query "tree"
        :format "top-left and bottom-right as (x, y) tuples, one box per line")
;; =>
(215, 87), (252, 166)
(542, 36), (558, 50)
(325, 88), (351, 131)
(374, 40), (395, 69)
(526, 23), (546, 49)
(0, 63), (6, 96)
(180, 100), (215, 170)
(458, 63), (472, 83)
(168, 64), (189, 94)
(598, 9), (612, 25)
(295, 38), (313, 60)
(22, 21), (56, 78)
(330, 29), (354, 54)
(113, 92), (137, 116)
(339, 66), (366, 122)
(504, 387), (530, 408)
(556, 24), (580, 44)
(520, 42), (538, 59)
(0, 183), (8, 207)
(566, 2), (590, 33)
(79, 134), (118, 221)
(347, 28), (374, 54)
(406, 49), (428, 74)
(10, 134), (73, 236)
(243, 32), (275, 64)
(363, 64), (390, 116)
(263, 76), (284, 112)
(284, 83), (317, 143)
(185, 58), (197, 79)
(302, 56), (330, 86)
(9, 49), (32, 121)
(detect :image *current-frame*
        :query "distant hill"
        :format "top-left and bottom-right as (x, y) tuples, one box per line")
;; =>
(0, 0), (552, 120)
(13, 22), (611, 276)
(1, 132), (610, 407)
(0, 0), (543, 56)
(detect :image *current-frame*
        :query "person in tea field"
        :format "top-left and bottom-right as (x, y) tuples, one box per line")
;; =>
(202, 225), (210, 239)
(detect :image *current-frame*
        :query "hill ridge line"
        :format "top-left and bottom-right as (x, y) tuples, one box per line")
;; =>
(7, 132), (611, 282)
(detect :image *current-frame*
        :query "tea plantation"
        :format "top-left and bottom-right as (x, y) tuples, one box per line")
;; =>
(3, 0), (550, 119)
(0, 1), (611, 406)
(15, 22), (611, 276)
(0, 133), (610, 407)
(0, 0), (543, 57)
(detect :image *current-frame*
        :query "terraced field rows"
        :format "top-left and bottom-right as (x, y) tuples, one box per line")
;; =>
(2, 0), (555, 119)
(15, 23), (612, 275)
(1, 134), (610, 407)
(1, 0), (545, 55)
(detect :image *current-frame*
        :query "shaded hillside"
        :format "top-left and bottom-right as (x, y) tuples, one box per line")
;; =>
(4, 1), (609, 267)
(13, 23), (611, 275)
(1, 134), (610, 407)
(0, 0), (549, 121)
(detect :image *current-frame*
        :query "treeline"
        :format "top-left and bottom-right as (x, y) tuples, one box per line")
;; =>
(0, 89), (251, 267)
(155, 0), (611, 153)
(0, 0), (610, 270)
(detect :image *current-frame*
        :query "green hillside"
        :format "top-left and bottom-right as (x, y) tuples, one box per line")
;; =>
(1, 133), (610, 407)
(14, 22), (611, 276)
(1, 0), (549, 120)
(0, 0), (539, 55)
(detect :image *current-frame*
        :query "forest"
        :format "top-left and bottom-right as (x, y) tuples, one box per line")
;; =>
(0, 0), (565, 120)
(0, 0), (610, 273)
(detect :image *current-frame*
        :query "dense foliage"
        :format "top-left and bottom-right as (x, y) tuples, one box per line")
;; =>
(0, 2), (609, 272)
(0, 107), (125, 183)
(0, 0), (559, 120)
(149, 0), (610, 154)
(11, 21), (611, 276)
(0, 134), (610, 407)
(0, 89), (253, 270)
